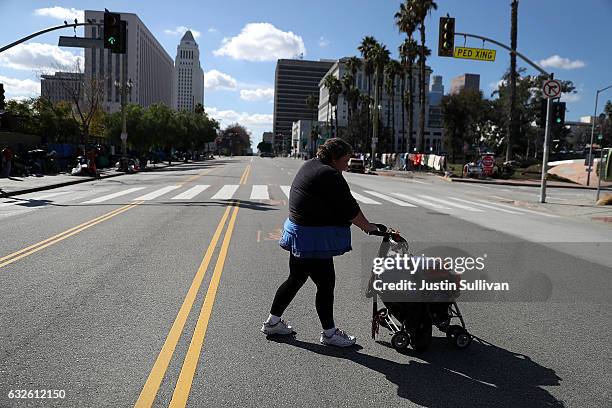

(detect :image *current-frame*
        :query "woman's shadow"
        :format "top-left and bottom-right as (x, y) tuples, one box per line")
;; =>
(267, 334), (564, 408)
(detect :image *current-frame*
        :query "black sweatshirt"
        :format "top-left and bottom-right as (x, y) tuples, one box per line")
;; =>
(289, 158), (361, 227)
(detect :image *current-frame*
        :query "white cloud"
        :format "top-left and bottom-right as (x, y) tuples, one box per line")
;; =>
(560, 92), (581, 103)
(164, 26), (201, 39)
(0, 75), (40, 98)
(204, 70), (238, 91)
(489, 79), (506, 90)
(34, 7), (84, 22)
(213, 23), (306, 61)
(539, 55), (585, 70)
(240, 88), (274, 101)
(318, 36), (330, 48)
(205, 106), (273, 142)
(0, 42), (83, 72)
(208, 27), (219, 33)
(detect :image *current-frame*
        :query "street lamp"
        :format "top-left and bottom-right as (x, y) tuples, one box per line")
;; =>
(587, 84), (612, 186)
(114, 77), (133, 168)
(369, 103), (382, 170)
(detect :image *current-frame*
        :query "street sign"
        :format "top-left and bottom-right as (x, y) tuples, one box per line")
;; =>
(482, 155), (494, 167)
(120, 132), (127, 141)
(453, 47), (496, 62)
(542, 80), (562, 99)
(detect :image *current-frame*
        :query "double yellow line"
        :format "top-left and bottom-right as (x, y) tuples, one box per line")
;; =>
(0, 202), (142, 269)
(135, 164), (250, 408)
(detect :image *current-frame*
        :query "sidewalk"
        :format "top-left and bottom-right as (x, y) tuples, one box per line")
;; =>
(374, 168), (612, 190)
(0, 162), (178, 197)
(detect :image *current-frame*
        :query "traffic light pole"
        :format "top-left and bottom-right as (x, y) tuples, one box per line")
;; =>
(0, 22), (101, 54)
(540, 94), (554, 203)
(587, 85), (612, 187)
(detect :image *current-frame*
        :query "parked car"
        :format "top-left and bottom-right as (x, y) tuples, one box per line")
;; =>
(462, 162), (484, 178)
(260, 152), (275, 158)
(348, 158), (365, 173)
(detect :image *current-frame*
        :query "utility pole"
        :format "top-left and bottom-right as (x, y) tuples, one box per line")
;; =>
(587, 85), (612, 186)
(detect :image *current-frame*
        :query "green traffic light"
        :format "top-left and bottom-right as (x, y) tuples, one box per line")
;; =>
(556, 118), (561, 123)
(108, 37), (116, 45)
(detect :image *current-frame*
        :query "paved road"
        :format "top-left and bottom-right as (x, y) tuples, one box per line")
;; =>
(1, 157), (610, 407)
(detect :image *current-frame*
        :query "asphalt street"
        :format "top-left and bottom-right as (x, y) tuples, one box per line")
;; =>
(1, 157), (610, 408)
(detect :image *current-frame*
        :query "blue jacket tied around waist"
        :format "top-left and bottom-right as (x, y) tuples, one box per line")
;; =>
(279, 218), (352, 259)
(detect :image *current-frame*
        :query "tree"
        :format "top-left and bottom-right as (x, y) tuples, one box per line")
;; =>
(257, 141), (272, 153)
(412, 0), (437, 152)
(219, 123), (251, 156)
(358, 36), (377, 144)
(323, 74), (342, 138)
(371, 42), (390, 159)
(305, 94), (318, 157)
(441, 89), (488, 162)
(395, 1), (418, 152)
(399, 38), (418, 153)
(385, 59), (402, 152)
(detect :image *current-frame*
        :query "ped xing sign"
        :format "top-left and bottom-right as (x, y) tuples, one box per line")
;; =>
(454, 47), (496, 62)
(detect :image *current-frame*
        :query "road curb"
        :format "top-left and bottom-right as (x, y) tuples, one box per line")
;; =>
(0, 162), (186, 198)
(448, 177), (612, 190)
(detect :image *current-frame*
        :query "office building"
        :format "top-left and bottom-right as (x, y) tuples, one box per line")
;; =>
(173, 30), (204, 111)
(318, 57), (441, 152)
(273, 59), (334, 153)
(450, 73), (480, 95)
(84, 10), (174, 113)
(41, 72), (84, 104)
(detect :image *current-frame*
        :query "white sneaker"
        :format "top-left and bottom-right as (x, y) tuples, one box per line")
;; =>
(320, 329), (356, 347)
(261, 319), (294, 335)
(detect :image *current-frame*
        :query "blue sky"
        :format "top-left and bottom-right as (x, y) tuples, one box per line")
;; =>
(1, 0), (611, 146)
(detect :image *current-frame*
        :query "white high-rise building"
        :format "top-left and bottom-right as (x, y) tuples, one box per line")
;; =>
(173, 31), (204, 111)
(318, 57), (441, 153)
(84, 10), (174, 113)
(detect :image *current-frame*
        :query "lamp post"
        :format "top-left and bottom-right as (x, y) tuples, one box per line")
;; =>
(114, 56), (132, 170)
(370, 102), (382, 170)
(587, 84), (612, 186)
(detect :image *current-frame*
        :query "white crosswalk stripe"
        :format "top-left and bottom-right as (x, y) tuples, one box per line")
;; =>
(82, 187), (146, 204)
(133, 185), (181, 201)
(0, 191), (73, 207)
(280, 185), (291, 199)
(211, 184), (239, 200)
(474, 199), (560, 218)
(171, 185), (210, 200)
(448, 197), (522, 214)
(417, 195), (484, 212)
(351, 191), (381, 205)
(363, 191), (417, 207)
(391, 193), (451, 210)
(250, 185), (269, 200)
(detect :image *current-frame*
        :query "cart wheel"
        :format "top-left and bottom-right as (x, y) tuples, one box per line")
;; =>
(391, 332), (409, 350)
(454, 331), (472, 349)
(445, 325), (463, 341)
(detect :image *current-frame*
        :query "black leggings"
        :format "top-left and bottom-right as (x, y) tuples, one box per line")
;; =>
(270, 254), (336, 330)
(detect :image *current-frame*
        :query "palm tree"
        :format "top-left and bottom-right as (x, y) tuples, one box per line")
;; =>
(385, 59), (402, 152)
(358, 36), (377, 143)
(323, 74), (342, 138)
(396, 1), (418, 153)
(370, 43), (390, 161)
(413, 0), (438, 151)
(344, 56), (363, 147)
(305, 94), (318, 157)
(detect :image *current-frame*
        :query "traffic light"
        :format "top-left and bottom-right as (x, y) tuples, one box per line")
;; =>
(438, 17), (455, 57)
(0, 83), (5, 110)
(104, 12), (125, 54)
(552, 101), (566, 126)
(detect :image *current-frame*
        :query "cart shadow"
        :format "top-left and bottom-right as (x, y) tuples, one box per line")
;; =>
(268, 335), (565, 408)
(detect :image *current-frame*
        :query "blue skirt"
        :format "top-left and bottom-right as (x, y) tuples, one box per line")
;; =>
(279, 218), (352, 259)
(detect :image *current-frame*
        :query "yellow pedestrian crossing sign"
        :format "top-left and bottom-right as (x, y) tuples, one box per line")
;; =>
(453, 47), (496, 62)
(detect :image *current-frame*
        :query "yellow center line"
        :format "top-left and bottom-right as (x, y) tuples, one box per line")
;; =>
(169, 202), (240, 408)
(0, 203), (141, 268)
(134, 163), (250, 408)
